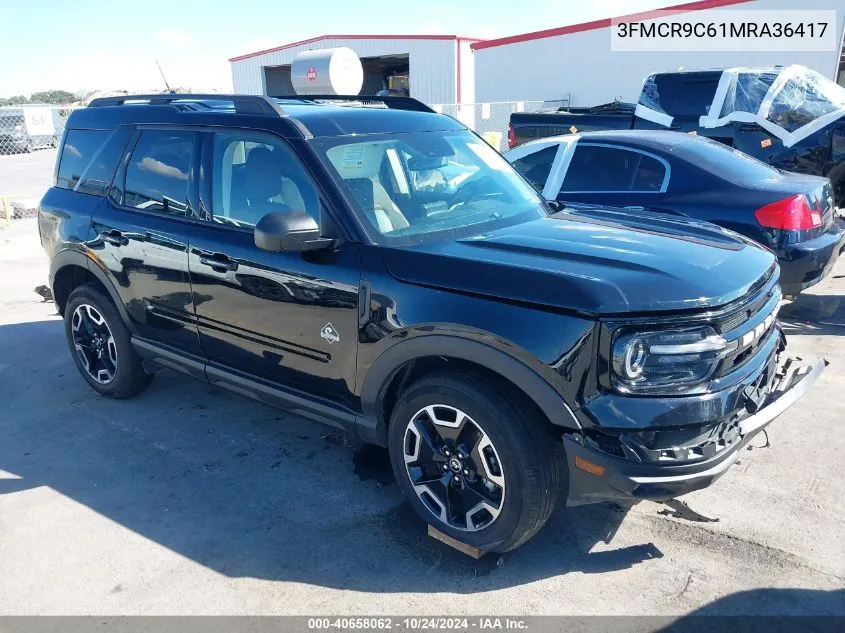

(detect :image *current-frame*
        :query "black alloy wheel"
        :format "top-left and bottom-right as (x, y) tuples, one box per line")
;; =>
(403, 404), (506, 532)
(70, 303), (118, 384)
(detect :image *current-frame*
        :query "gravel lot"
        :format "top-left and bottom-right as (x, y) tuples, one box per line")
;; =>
(0, 153), (843, 617)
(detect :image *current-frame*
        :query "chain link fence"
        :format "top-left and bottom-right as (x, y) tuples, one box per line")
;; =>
(432, 99), (570, 151)
(0, 105), (77, 226)
(0, 105), (75, 155)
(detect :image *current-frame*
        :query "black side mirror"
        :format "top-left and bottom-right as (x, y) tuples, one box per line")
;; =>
(254, 211), (334, 253)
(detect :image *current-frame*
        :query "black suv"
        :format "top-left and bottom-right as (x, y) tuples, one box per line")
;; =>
(39, 94), (823, 552)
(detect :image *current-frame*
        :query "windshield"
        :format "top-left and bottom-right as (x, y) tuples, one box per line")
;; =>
(312, 130), (548, 245)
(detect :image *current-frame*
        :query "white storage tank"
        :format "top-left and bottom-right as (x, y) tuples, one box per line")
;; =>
(291, 47), (364, 96)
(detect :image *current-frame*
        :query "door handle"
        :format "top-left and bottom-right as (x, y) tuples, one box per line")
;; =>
(99, 230), (128, 246)
(198, 253), (239, 272)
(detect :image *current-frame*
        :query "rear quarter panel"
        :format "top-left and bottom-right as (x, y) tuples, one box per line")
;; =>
(39, 187), (100, 273)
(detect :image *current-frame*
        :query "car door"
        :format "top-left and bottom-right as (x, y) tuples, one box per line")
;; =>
(90, 126), (203, 355)
(504, 137), (572, 199)
(824, 120), (845, 207)
(734, 124), (832, 177)
(553, 142), (670, 210)
(188, 129), (361, 407)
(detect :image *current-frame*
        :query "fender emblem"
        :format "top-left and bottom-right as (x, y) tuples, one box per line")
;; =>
(321, 323), (340, 344)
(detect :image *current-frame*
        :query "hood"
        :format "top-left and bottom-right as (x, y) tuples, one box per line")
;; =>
(381, 207), (777, 315)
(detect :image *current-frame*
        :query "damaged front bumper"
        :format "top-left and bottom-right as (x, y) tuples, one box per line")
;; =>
(563, 353), (825, 506)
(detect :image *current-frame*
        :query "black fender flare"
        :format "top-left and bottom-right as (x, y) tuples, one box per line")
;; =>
(50, 249), (134, 331)
(355, 334), (580, 445)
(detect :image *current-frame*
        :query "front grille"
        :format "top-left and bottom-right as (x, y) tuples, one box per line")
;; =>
(713, 284), (781, 378)
(715, 322), (778, 378)
(717, 287), (776, 334)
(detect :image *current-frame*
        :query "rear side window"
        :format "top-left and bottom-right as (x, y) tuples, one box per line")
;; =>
(676, 137), (779, 184)
(562, 145), (666, 192)
(57, 129), (110, 190)
(76, 126), (132, 196)
(652, 75), (719, 117)
(124, 130), (196, 216)
(511, 145), (558, 191)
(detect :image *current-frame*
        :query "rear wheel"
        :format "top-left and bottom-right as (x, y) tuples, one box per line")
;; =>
(64, 284), (152, 398)
(388, 372), (560, 552)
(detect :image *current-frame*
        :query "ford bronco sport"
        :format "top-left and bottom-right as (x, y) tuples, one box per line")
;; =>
(39, 94), (823, 552)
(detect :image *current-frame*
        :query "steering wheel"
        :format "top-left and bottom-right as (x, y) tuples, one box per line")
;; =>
(448, 176), (505, 211)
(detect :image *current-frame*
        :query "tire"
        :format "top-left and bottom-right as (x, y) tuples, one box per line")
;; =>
(388, 372), (560, 552)
(64, 284), (153, 398)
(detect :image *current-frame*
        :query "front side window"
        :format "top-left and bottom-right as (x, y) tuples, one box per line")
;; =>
(510, 145), (559, 191)
(124, 130), (195, 216)
(211, 131), (319, 228)
(313, 130), (547, 244)
(562, 144), (666, 193)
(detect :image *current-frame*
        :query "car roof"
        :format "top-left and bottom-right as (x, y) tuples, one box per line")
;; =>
(577, 130), (697, 149)
(280, 103), (465, 137)
(68, 95), (466, 139)
(518, 129), (695, 151)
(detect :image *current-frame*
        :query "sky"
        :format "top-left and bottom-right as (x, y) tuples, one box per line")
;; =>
(0, 0), (669, 97)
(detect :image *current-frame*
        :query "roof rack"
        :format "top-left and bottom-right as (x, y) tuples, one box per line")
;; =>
(87, 94), (286, 117)
(271, 94), (435, 113)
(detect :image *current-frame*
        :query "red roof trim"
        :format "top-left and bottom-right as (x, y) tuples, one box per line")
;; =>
(470, 0), (755, 50)
(229, 34), (485, 62)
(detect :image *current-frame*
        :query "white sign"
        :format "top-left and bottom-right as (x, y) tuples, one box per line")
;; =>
(23, 107), (54, 136)
(612, 10), (838, 52)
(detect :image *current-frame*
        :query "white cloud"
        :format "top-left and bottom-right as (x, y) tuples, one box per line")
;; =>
(139, 157), (188, 180)
(420, 21), (446, 35)
(473, 26), (502, 41)
(548, 0), (665, 21)
(156, 29), (194, 46)
(20, 51), (232, 95)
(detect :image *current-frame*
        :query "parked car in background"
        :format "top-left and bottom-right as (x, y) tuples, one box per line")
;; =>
(0, 105), (59, 153)
(40, 94), (823, 553)
(506, 130), (845, 297)
(508, 66), (845, 207)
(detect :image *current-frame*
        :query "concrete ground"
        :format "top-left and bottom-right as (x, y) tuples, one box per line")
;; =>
(0, 148), (57, 203)
(0, 153), (843, 616)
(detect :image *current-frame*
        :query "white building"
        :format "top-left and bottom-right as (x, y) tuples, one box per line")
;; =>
(473, 0), (845, 107)
(229, 34), (479, 105)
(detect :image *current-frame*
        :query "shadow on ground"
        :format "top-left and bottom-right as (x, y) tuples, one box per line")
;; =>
(780, 293), (845, 337)
(657, 588), (845, 631)
(0, 318), (662, 594)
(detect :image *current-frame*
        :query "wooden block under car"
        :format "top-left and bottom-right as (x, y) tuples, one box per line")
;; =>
(427, 524), (487, 559)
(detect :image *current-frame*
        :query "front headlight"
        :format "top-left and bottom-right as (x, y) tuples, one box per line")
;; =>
(611, 326), (737, 395)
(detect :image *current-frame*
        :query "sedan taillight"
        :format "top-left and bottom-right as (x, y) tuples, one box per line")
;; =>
(755, 194), (822, 231)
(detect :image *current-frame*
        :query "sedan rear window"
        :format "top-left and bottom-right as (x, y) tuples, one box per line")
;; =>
(675, 137), (779, 184)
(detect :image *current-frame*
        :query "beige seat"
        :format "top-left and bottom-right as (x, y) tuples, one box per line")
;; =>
(345, 178), (409, 233)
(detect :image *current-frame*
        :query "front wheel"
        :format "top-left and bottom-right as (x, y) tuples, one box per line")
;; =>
(388, 372), (561, 552)
(64, 284), (153, 398)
